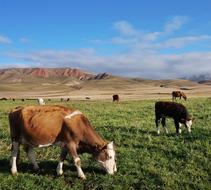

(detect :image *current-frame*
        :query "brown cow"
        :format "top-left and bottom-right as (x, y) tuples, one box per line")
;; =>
(172, 91), (187, 101)
(9, 105), (117, 179)
(155, 101), (192, 134)
(112, 94), (119, 102)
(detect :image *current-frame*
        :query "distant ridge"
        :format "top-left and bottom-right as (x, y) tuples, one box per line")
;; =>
(0, 68), (97, 83)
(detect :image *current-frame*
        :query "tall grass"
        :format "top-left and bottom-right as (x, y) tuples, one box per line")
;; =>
(0, 98), (210, 189)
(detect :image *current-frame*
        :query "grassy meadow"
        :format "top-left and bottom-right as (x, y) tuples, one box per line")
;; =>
(0, 98), (210, 190)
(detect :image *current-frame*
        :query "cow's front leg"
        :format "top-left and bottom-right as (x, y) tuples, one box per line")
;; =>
(174, 120), (181, 134)
(67, 142), (86, 179)
(24, 145), (39, 171)
(57, 146), (68, 176)
(10, 141), (19, 175)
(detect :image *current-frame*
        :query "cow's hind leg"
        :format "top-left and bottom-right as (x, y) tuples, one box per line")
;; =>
(57, 146), (68, 176)
(66, 141), (86, 179)
(24, 145), (39, 171)
(155, 116), (162, 135)
(10, 141), (19, 175)
(161, 117), (168, 134)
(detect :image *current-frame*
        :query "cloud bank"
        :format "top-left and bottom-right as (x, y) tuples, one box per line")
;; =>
(3, 16), (211, 79)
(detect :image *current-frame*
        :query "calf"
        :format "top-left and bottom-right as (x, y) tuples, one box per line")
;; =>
(172, 91), (187, 101)
(155, 101), (192, 134)
(9, 105), (117, 179)
(112, 94), (119, 102)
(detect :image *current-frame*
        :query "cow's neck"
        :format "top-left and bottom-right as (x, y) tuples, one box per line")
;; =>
(78, 127), (107, 155)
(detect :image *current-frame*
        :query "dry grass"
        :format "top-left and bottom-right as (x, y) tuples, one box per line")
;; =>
(0, 77), (211, 101)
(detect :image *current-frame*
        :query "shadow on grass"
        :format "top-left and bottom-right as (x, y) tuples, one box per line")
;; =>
(0, 159), (105, 177)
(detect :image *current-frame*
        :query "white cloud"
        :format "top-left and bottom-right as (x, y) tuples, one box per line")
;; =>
(164, 16), (188, 34)
(0, 35), (12, 44)
(20, 37), (30, 44)
(2, 16), (211, 79)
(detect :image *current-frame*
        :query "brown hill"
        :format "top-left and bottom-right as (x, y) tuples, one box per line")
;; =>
(0, 68), (96, 83)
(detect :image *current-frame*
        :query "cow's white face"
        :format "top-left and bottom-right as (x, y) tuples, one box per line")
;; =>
(97, 141), (117, 174)
(186, 119), (192, 132)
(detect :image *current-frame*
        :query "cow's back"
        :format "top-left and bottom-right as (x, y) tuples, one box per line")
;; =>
(155, 101), (187, 119)
(9, 105), (73, 146)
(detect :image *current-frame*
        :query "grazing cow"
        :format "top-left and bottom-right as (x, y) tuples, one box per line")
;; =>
(155, 101), (193, 134)
(60, 98), (64, 102)
(0, 97), (7, 100)
(37, 98), (45, 105)
(21, 99), (25, 101)
(112, 94), (119, 102)
(12, 98), (15, 101)
(9, 105), (117, 179)
(66, 98), (70, 101)
(172, 91), (187, 101)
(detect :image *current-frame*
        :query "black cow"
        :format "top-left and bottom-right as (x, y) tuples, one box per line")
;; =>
(155, 101), (193, 134)
(112, 94), (119, 102)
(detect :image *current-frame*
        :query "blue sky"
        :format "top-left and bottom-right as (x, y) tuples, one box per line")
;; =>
(0, 0), (211, 79)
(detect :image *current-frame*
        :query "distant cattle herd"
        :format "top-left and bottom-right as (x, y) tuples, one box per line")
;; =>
(0, 89), (194, 179)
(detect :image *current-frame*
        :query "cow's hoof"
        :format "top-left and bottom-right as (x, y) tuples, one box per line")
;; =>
(79, 175), (86, 180)
(57, 170), (63, 176)
(11, 171), (18, 176)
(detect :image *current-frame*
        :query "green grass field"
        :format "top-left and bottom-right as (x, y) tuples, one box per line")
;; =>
(0, 98), (210, 190)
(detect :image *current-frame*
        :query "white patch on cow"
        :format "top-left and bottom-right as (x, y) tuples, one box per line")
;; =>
(157, 128), (160, 135)
(11, 142), (19, 175)
(56, 162), (63, 176)
(74, 157), (86, 179)
(37, 98), (45, 105)
(64, 110), (82, 119)
(186, 120), (192, 132)
(99, 141), (117, 175)
(178, 123), (182, 134)
(38, 143), (52, 148)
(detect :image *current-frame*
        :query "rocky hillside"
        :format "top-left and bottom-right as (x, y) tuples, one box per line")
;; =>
(0, 68), (98, 83)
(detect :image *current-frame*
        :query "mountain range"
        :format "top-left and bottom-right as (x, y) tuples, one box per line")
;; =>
(0, 68), (111, 83)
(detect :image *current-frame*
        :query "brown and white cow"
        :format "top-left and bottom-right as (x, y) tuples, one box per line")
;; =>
(9, 105), (117, 179)
(172, 91), (187, 101)
(155, 101), (193, 134)
(112, 94), (119, 102)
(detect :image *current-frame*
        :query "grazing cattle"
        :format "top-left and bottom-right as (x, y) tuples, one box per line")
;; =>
(66, 98), (70, 101)
(12, 98), (15, 101)
(60, 98), (64, 102)
(9, 105), (117, 179)
(172, 91), (187, 101)
(112, 94), (119, 102)
(37, 98), (45, 105)
(155, 101), (193, 134)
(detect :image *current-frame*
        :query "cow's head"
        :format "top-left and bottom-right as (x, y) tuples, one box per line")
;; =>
(185, 118), (193, 132)
(181, 118), (193, 133)
(96, 141), (117, 174)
